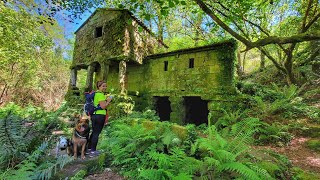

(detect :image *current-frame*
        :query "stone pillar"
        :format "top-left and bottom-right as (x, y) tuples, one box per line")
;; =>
(169, 96), (184, 125)
(119, 61), (127, 94)
(101, 62), (110, 82)
(70, 68), (77, 89)
(86, 64), (95, 91)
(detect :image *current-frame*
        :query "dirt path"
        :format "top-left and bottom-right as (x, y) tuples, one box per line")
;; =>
(84, 168), (125, 180)
(256, 137), (320, 174)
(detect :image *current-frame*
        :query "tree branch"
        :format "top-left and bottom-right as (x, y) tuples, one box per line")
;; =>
(193, 0), (252, 46)
(206, 3), (250, 39)
(299, 47), (320, 66)
(304, 12), (320, 31)
(259, 47), (287, 73)
(301, 0), (313, 31)
(245, 32), (320, 51)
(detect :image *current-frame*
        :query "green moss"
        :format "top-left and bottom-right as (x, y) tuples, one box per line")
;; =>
(301, 125), (320, 138)
(292, 167), (320, 180)
(171, 124), (188, 141)
(257, 161), (281, 178)
(132, 120), (189, 140)
(71, 169), (87, 180)
(306, 139), (320, 152)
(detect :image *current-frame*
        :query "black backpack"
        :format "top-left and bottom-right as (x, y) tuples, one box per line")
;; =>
(84, 91), (102, 116)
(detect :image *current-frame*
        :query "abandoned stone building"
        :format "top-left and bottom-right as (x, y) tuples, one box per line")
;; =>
(67, 8), (238, 125)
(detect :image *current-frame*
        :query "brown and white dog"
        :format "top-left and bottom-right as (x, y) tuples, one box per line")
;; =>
(71, 116), (90, 159)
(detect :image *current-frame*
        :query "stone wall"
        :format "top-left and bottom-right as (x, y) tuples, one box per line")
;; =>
(103, 40), (238, 124)
(105, 40), (237, 96)
(72, 10), (125, 67)
(67, 8), (238, 125)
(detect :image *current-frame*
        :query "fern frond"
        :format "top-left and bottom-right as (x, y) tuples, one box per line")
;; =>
(218, 162), (261, 180)
(139, 168), (171, 180)
(172, 172), (193, 180)
(33, 155), (73, 180)
(245, 162), (274, 180)
(1, 142), (48, 179)
(203, 157), (220, 168)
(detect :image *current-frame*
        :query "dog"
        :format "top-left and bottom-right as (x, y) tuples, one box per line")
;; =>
(55, 136), (72, 157)
(72, 116), (90, 159)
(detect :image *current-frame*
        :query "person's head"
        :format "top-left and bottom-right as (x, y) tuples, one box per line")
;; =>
(96, 80), (107, 92)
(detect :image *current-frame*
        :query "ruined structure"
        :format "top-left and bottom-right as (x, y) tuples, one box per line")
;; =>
(67, 8), (238, 125)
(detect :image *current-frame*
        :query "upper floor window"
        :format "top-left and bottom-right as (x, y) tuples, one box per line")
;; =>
(164, 61), (168, 71)
(95, 26), (103, 38)
(189, 58), (194, 68)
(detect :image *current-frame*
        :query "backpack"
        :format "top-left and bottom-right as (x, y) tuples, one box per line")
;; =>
(84, 91), (102, 116)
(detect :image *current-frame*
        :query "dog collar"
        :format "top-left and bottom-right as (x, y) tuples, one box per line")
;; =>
(75, 131), (87, 139)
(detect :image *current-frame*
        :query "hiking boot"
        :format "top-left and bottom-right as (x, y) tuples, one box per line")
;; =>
(85, 148), (91, 155)
(89, 150), (100, 157)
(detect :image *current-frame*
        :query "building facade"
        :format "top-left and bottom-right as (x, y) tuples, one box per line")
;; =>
(67, 8), (238, 125)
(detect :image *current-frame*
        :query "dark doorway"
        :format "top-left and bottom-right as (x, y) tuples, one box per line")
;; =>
(183, 97), (209, 125)
(154, 96), (171, 121)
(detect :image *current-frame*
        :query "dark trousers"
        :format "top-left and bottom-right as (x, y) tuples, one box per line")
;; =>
(89, 114), (105, 151)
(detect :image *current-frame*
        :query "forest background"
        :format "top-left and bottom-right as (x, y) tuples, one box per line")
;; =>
(0, 0), (319, 179)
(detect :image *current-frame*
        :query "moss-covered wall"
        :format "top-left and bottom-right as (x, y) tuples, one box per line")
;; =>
(68, 8), (238, 125)
(124, 40), (237, 98)
(119, 40), (237, 124)
(72, 10), (125, 67)
(72, 9), (163, 68)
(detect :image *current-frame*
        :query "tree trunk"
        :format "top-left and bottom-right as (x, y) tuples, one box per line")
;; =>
(236, 51), (244, 77)
(284, 44), (297, 84)
(260, 52), (265, 71)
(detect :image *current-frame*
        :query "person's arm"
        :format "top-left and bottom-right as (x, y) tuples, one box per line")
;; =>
(99, 96), (112, 109)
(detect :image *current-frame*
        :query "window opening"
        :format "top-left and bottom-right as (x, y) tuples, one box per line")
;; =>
(189, 58), (194, 68)
(95, 27), (103, 38)
(164, 61), (168, 71)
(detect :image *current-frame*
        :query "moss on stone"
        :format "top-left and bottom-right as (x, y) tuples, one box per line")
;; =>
(69, 8), (238, 124)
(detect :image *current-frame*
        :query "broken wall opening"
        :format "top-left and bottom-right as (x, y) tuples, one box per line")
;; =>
(77, 69), (88, 90)
(154, 96), (172, 121)
(183, 96), (209, 125)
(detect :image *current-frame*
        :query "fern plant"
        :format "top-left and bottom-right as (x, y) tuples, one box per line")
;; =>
(0, 141), (73, 180)
(0, 112), (32, 170)
(138, 145), (202, 180)
(191, 124), (272, 179)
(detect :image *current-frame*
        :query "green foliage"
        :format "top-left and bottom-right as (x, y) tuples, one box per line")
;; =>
(0, 141), (73, 180)
(0, 2), (70, 109)
(191, 124), (272, 179)
(108, 93), (135, 119)
(292, 167), (320, 180)
(257, 122), (293, 146)
(239, 82), (319, 120)
(0, 111), (37, 170)
(118, 109), (160, 122)
(306, 139), (320, 152)
(0, 103), (68, 171)
(71, 169), (87, 180)
(101, 115), (275, 179)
